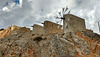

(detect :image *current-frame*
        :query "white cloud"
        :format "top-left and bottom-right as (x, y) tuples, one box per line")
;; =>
(0, 0), (100, 34)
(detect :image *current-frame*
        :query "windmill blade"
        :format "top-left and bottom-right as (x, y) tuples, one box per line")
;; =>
(36, 21), (42, 23)
(57, 19), (63, 29)
(58, 12), (61, 16)
(62, 8), (65, 14)
(65, 7), (68, 12)
(62, 8), (64, 12)
(36, 21), (44, 24)
(54, 16), (59, 19)
(56, 21), (59, 24)
(56, 16), (59, 19)
(60, 19), (62, 25)
(68, 10), (71, 14)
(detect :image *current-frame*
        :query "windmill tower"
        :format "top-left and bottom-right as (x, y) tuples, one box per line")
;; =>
(55, 7), (86, 33)
(55, 7), (71, 33)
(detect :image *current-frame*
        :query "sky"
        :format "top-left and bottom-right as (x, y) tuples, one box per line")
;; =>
(0, 0), (100, 34)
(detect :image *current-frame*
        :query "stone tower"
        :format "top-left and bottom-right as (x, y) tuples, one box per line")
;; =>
(63, 14), (86, 33)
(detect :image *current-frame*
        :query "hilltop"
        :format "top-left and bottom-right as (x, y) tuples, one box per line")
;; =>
(0, 14), (100, 57)
(0, 25), (100, 57)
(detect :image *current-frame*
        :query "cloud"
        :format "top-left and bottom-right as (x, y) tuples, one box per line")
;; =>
(0, 0), (100, 33)
(0, 0), (32, 28)
(71, 0), (100, 33)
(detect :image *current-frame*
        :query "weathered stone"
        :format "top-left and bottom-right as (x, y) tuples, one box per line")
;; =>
(32, 24), (45, 34)
(44, 21), (63, 34)
(63, 14), (86, 33)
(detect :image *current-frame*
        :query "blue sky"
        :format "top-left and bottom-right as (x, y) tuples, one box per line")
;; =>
(0, 0), (100, 34)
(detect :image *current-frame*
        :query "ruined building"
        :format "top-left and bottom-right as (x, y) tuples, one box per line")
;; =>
(32, 24), (45, 34)
(0, 14), (100, 57)
(32, 14), (86, 34)
(44, 21), (63, 34)
(63, 14), (86, 33)
(32, 21), (63, 34)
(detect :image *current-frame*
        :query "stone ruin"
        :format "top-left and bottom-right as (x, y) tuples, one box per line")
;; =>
(32, 14), (86, 34)
(44, 21), (63, 34)
(0, 14), (87, 37)
(32, 24), (45, 34)
(32, 21), (63, 34)
(0, 14), (100, 57)
(63, 14), (86, 33)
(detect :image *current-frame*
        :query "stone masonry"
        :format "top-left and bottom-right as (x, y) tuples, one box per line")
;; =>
(44, 21), (63, 34)
(63, 14), (86, 33)
(32, 24), (45, 34)
(32, 21), (63, 34)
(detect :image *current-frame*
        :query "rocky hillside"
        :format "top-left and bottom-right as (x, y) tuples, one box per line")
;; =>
(0, 25), (20, 38)
(0, 26), (100, 57)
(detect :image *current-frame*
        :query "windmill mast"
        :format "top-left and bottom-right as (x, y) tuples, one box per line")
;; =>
(36, 21), (44, 24)
(98, 21), (100, 33)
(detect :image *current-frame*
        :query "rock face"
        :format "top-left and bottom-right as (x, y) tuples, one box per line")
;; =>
(0, 25), (20, 38)
(0, 25), (30, 38)
(0, 28), (100, 57)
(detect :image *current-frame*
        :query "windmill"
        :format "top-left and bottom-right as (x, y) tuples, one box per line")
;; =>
(54, 6), (70, 20)
(54, 6), (70, 29)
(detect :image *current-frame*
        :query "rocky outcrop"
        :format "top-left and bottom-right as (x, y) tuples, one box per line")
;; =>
(0, 28), (100, 57)
(0, 25), (20, 38)
(0, 25), (30, 38)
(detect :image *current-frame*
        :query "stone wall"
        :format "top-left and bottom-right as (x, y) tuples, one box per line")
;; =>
(32, 24), (45, 34)
(18, 27), (30, 32)
(63, 14), (86, 33)
(44, 21), (63, 34)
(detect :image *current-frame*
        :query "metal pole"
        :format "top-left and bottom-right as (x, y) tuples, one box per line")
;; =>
(98, 21), (100, 33)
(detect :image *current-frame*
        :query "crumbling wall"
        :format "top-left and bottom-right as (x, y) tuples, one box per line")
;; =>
(18, 27), (30, 32)
(63, 14), (86, 33)
(44, 21), (63, 34)
(33, 24), (45, 34)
